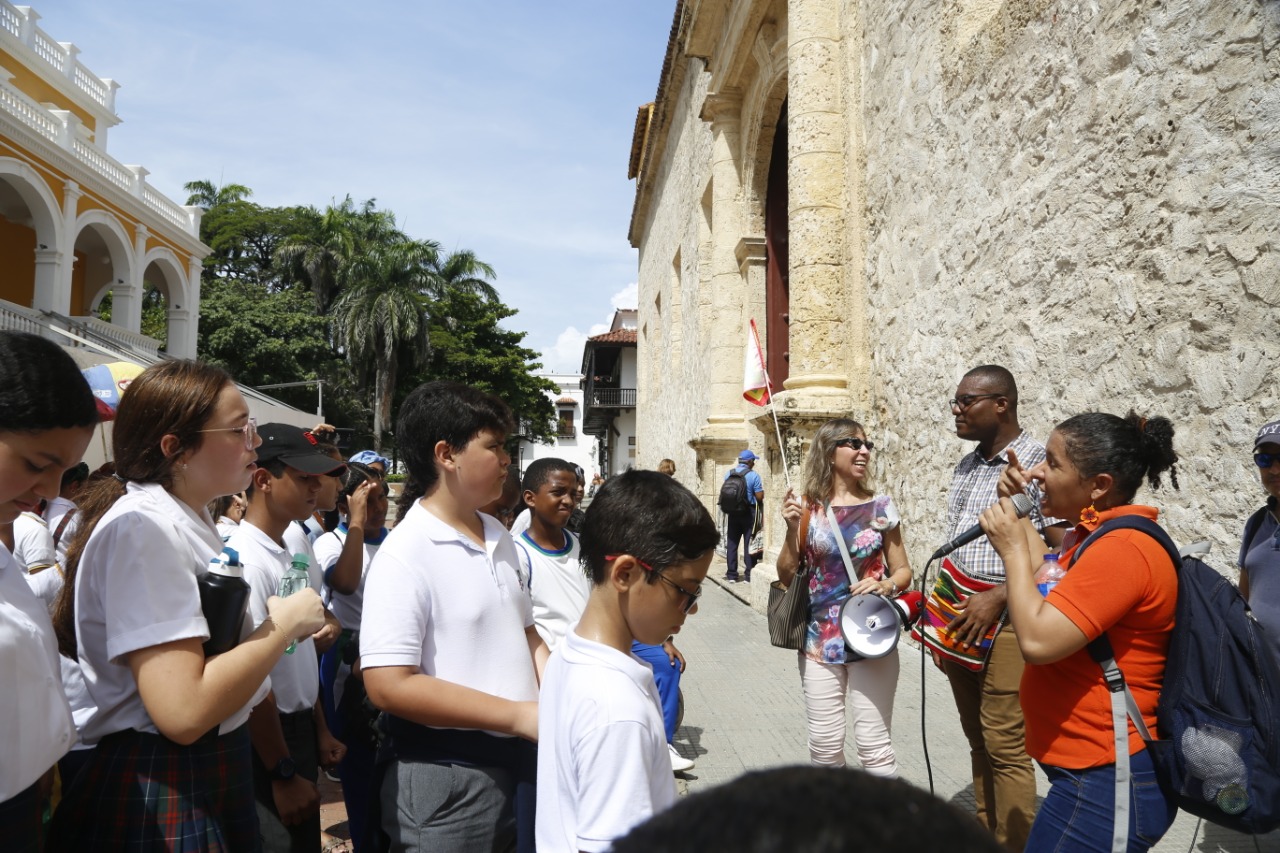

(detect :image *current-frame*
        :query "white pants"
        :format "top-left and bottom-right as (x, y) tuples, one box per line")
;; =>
(798, 649), (900, 776)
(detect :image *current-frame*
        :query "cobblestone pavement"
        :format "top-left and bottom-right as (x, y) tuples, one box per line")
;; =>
(668, 559), (1279, 853)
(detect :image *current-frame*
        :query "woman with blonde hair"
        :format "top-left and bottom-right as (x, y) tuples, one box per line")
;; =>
(777, 418), (913, 774)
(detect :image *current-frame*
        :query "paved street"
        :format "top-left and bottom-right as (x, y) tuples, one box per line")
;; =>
(668, 559), (1279, 853)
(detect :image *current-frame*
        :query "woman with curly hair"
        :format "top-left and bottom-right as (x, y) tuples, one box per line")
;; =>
(980, 411), (1180, 852)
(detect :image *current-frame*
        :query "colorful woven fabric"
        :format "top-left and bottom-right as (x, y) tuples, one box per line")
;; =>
(46, 725), (260, 852)
(910, 558), (1003, 671)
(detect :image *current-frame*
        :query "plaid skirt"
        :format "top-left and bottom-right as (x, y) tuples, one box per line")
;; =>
(45, 725), (260, 853)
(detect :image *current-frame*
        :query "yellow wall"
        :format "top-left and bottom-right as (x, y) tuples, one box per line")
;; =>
(0, 214), (35, 305)
(0, 47), (98, 135)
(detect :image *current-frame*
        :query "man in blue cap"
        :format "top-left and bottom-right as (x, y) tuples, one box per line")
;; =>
(719, 449), (764, 583)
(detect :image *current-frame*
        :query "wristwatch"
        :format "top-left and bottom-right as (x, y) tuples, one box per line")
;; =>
(270, 756), (296, 781)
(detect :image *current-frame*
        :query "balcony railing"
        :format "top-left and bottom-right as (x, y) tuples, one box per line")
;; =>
(0, 298), (44, 335)
(0, 1), (118, 112)
(587, 387), (636, 408)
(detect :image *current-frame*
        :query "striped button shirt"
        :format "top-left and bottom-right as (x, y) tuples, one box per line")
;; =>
(945, 431), (1063, 581)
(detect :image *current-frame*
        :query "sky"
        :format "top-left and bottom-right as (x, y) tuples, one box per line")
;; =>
(39, 1), (675, 373)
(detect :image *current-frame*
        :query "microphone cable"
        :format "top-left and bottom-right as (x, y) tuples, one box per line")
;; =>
(918, 554), (940, 797)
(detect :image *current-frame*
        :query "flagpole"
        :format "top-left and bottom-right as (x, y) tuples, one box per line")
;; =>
(760, 367), (793, 492)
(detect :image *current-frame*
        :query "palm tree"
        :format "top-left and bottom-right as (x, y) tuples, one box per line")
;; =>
(428, 249), (498, 302)
(183, 180), (252, 209)
(275, 197), (400, 313)
(329, 238), (441, 450)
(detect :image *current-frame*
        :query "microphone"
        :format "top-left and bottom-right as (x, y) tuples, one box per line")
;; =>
(930, 493), (1034, 561)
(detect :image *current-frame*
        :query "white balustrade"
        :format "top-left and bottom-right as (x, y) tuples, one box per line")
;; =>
(0, 1), (116, 113)
(71, 138), (132, 191)
(69, 315), (162, 359)
(142, 185), (191, 232)
(0, 298), (46, 335)
(0, 80), (59, 141)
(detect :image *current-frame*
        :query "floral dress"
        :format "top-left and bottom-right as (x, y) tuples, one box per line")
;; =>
(802, 495), (901, 664)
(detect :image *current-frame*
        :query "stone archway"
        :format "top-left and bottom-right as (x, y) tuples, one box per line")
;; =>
(141, 247), (197, 357)
(72, 209), (136, 322)
(0, 157), (65, 315)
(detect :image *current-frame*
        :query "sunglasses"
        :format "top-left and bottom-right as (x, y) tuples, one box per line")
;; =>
(198, 417), (258, 450)
(834, 437), (875, 452)
(605, 554), (702, 614)
(1255, 453), (1280, 469)
(949, 394), (1002, 411)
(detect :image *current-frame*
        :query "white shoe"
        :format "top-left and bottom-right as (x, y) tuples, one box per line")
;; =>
(668, 743), (695, 772)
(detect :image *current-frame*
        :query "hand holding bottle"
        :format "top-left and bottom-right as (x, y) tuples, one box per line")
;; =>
(266, 588), (325, 650)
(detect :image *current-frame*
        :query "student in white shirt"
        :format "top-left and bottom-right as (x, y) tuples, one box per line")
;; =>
(362, 381), (548, 853)
(211, 491), (246, 541)
(0, 331), (98, 848)
(314, 460), (388, 852)
(5, 510), (57, 573)
(231, 422), (348, 853)
(512, 458), (590, 651)
(536, 471), (719, 852)
(44, 461), (88, 565)
(47, 359), (326, 852)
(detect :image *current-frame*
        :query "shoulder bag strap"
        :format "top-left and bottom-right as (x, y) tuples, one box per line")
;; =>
(825, 503), (858, 580)
(1075, 517), (1167, 853)
(52, 511), (74, 547)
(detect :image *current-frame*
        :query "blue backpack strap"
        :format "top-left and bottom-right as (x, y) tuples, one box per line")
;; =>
(1239, 506), (1270, 569)
(1074, 516), (1172, 853)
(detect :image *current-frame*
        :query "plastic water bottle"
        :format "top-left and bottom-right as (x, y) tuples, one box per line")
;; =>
(1035, 553), (1065, 597)
(197, 547), (250, 656)
(278, 554), (311, 654)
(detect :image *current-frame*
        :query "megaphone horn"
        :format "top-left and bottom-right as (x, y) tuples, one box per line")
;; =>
(839, 593), (904, 660)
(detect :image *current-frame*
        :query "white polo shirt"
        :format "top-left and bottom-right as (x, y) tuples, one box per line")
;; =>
(14, 511), (56, 573)
(43, 495), (76, 565)
(229, 521), (322, 714)
(361, 501), (538, 726)
(0, 544), (74, 800)
(313, 526), (379, 631)
(76, 482), (270, 743)
(21, 564), (97, 753)
(514, 530), (589, 650)
(535, 630), (676, 852)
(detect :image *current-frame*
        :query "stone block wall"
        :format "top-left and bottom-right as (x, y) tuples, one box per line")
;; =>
(862, 0), (1280, 571)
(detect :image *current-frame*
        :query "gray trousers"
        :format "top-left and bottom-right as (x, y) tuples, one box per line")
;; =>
(380, 759), (515, 853)
(251, 710), (321, 853)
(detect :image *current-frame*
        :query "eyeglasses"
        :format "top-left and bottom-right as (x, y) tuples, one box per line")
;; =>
(834, 437), (875, 452)
(1254, 452), (1280, 469)
(605, 554), (702, 614)
(198, 417), (258, 450)
(949, 394), (1002, 411)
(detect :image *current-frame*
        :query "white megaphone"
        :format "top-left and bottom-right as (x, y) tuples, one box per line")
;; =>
(839, 590), (924, 659)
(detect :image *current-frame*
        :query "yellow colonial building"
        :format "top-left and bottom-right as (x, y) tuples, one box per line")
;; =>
(0, 1), (205, 360)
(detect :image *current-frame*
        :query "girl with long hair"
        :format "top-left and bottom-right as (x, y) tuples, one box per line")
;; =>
(47, 360), (326, 852)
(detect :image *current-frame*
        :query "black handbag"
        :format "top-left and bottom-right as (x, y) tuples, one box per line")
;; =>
(767, 500), (811, 649)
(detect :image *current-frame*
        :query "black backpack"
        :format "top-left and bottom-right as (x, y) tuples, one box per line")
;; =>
(1075, 516), (1280, 844)
(718, 470), (751, 514)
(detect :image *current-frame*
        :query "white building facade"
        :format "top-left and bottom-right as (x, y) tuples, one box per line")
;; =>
(516, 372), (599, 480)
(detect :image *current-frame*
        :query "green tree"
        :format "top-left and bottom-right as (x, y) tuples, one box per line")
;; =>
(330, 238), (440, 450)
(406, 288), (557, 444)
(274, 196), (400, 313)
(183, 180), (253, 209)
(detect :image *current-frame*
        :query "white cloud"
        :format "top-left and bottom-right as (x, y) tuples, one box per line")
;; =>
(539, 282), (638, 373)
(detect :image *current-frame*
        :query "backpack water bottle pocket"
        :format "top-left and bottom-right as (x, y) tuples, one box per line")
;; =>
(1167, 700), (1256, 817)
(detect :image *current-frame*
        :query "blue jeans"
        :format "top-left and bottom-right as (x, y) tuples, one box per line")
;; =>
(1027, 748), (1176, 853)
(632, 641), (681, 743)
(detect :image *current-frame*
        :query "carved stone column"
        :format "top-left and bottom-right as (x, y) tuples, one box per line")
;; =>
(780, 0), (857, 415)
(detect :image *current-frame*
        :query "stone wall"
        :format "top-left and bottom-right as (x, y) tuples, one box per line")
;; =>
(862, 0), (1280, 571)
(635, 60), (720, 500)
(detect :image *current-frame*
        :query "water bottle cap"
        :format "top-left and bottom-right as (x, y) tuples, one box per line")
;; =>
(207, 546), (244, 577)
(1044, 553), (1060, 561)
(291, 553), (309, 569)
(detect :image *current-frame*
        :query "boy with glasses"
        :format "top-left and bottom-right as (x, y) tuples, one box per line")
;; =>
(536, 470), (718, 852)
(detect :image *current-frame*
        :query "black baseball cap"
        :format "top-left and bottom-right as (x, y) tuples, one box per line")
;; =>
(256, 423), (347, 476)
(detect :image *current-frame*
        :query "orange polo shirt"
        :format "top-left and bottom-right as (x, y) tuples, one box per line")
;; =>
(1020, 505), (1177, 769)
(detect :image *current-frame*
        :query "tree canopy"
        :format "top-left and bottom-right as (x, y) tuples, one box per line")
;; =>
(186, 184), (558, 453)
